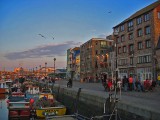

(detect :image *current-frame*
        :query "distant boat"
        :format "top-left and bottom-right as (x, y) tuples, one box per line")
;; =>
(39, 88), (54, 100)
(0, 79), (12, 94)
(8, 92), (26, 102)
(26, 85), (40, 94)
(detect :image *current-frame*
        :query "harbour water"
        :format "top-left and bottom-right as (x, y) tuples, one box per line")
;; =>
(0, 94), (8, 120)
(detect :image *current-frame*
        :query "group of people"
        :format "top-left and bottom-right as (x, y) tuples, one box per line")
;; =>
(102, 75), (157, 92)
(122, 75), (157, 92)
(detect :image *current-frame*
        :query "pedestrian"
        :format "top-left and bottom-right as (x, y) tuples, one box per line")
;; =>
(135, 80), (141, 92)
(129, 75), (133, 91)
(144, 79), (151, 91)
(132, 75), (136, 91)
(150, 80), (156, 91)
(123, 76), (128, 92)
(157, 74), (160, 86)
(107, 79), (112, 92)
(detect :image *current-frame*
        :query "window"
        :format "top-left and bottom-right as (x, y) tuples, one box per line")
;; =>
(120, 25), (124, 31)
(129, 44), (134, 55)
(101, 50), (104, 54)
(118, 47), (121, 54)
(130, 57), (133, 65)
(145, 26), (151, 35)
(114, 27), (119, 34)
(137, 29), (142, 37)
(95, 50), (98, 55)
(121, 35), (125, 42)
(145, 40), (151, 48)
(117, 37), (120, 43)
(158, 12), (160, 19)
(128, 20), (133, 31)
(137, 16), (142, 24)
(138, 42), (143, 50)
(138, 55), (151, 64)
(123, 46), (126, 53)
(129, 33), (133, 40)
(100, 41), (107, 47)
(144, 13), (150, 21)
(95, 61), (98, 68)
(119, 59), (127, 66)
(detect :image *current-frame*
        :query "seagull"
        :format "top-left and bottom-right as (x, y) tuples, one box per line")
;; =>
(52, 37), (54, 40)
(38, 34), (46, 39)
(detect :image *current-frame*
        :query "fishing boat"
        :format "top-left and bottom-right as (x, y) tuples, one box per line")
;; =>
(7, 101), (31, 120)
(35, 101), (66, 118)
(33, 92), (66, 118)
(39, 88), (54, 100)
(0, 78), (12, 94)
(8, 91), (27, 102)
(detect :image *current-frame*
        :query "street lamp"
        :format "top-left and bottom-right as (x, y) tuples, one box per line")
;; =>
(35, 67), (37, 76)
(53, 58), (56, 80)
(45, 62), (47, 77)
(39, 65), (41, 76)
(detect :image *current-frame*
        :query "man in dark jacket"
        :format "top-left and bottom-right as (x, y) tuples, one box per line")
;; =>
(123, 76), (128, 92)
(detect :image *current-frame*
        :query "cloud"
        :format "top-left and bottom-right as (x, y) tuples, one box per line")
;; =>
(97, 33), (106, 38)
(4, 41), (82, 60)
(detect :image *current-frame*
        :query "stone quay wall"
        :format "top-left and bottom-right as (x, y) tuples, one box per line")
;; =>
(52, 86), (160, 120)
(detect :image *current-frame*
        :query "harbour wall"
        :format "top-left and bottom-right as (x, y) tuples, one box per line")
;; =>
(52, 86), (160, 120)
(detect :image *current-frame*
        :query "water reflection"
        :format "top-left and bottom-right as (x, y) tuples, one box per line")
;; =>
(0, 94), (8, 120)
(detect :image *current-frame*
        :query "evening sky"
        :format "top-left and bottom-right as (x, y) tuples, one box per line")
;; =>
(0, 0), (157, 71)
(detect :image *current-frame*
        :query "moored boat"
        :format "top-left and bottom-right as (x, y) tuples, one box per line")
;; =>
(8, 92), (27, 102)
(33, 97), (66, 118)
(7, 101), (31, 120)
(36, 105), (66, 118)
(39, 88), (54, 100)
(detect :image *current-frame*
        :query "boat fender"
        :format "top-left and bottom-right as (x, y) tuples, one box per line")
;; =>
(30, 98), (34, 104)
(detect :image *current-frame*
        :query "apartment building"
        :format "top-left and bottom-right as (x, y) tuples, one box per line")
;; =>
(80, 38), (113, 82)
(113, 1), (160, 81)
(66, 47), (80, 80)
(156, 37), (160, 77)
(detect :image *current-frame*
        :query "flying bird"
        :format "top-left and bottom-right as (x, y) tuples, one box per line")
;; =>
(108, 11), (112, 13)
(38, 34), (46, 39)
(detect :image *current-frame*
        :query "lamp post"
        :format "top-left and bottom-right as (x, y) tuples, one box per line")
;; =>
(39, 65), (41, 76)
(45, 62), (47, 77)
(53, 58), (56, 80)
(35, 67), (37, 77)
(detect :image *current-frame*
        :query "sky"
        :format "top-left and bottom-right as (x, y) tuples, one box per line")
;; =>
(0, 0), (158, 71)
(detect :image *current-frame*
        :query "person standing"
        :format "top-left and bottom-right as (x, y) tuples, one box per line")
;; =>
(157, 74), (160, 86)
(129, 75), (133, 91)
(132, 75), (136, 91)
(123, 76), (128, 92)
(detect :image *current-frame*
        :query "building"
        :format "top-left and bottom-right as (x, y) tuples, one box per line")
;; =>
(113, 1), (160, 81)
(80, 38), (114, 82)
(66, 47), (80, 80)
(156, 36), (160, 79)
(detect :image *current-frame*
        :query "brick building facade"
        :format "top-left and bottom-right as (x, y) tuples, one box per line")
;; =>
(113, 1), (160, 81)
(80, 38), (113, 82)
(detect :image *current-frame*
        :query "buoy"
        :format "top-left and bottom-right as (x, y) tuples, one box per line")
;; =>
(30, 98), (34, 104)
